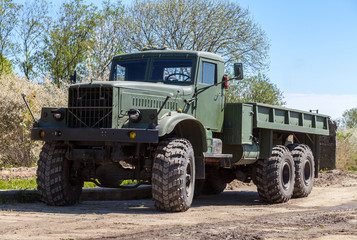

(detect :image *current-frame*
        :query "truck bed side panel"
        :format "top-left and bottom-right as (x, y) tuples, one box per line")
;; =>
(252, 103), (329, 136)
(222, 102), (329, 147)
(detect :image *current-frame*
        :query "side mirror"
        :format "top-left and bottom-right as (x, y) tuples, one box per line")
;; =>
(70, 70), (77, 84)
(234, 63), (243, 80)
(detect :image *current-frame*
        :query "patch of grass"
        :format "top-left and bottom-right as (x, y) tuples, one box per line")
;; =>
(347, 159), (357, 171)
(348, 165), (357, 171)
(83, 181), (99, 188)
(0, 178), (137, 190)
(0, 178), (37, 190)
(319, 168), (330, 172)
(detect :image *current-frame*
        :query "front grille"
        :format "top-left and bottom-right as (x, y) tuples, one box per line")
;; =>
(68, 87), (113, 128)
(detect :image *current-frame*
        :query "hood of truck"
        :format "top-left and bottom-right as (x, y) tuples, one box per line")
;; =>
(70, 81), (194, 97)
(68, 81), (194, 129)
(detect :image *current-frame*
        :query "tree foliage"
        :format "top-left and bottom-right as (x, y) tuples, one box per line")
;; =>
(0, 0), (19, 74)
(1, 0), (271, 85)
(39, 0), (98, 85)
(340, 108), (357, 128)
(126, 0), (270, 72)
(0, 54), (13, 75)
(82, 0), (125, 82)
(226, 73), (285, 106)
(13, 0), (49, 81)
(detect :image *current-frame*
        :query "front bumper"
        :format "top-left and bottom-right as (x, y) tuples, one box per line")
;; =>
(31, 128), (159, 143)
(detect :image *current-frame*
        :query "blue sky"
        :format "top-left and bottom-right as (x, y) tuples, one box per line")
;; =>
(239, 0), (357, 94)
(90, 0), (357, 119)
(237, 0), (357, 119)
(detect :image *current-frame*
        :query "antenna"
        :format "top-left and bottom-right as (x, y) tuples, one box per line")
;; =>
(21, 93), (38, 125)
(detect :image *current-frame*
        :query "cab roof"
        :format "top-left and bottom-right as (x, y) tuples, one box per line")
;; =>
(112, 49), (224, 63)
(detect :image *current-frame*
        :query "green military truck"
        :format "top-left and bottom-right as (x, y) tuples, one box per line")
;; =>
(30, 49), (330, 212)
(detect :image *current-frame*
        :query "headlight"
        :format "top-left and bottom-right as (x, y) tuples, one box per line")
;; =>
(51, 109), (64, 121)
(128, 109), (141, 123)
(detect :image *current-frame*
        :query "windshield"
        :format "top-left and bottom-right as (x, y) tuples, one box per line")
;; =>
(150, 59), (192, 82)
(111, 58), (193, 83)
(112, 59), (148, 81)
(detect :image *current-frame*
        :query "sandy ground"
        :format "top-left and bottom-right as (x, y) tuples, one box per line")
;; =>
(0, 170), (356, 240)
(0, 167), (37, 181)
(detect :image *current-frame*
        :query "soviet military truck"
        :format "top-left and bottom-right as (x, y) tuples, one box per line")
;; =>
(30, 49), (330, 212)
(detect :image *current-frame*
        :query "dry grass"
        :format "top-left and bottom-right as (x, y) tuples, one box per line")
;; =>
(336, 128), (357, 171)
(0, 74), (67, 167)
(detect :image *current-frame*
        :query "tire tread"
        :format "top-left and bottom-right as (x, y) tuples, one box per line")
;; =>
(152, 138), (194, 212)
(37, 142), (83, 206)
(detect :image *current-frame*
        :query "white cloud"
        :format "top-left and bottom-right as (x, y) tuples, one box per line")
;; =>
(284, 93), (357, 120)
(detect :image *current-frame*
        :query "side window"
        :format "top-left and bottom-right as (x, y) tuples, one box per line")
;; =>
(199, 62), (216, 85)
(116, 65), (126, 81)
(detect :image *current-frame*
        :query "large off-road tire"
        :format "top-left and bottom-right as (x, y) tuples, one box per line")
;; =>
(201, 176), (227, 195)
(37, 142), (83, 206)
(152, 138), (195, 212)
(255, 145), (295, 203)
(289, 144), (314, 198)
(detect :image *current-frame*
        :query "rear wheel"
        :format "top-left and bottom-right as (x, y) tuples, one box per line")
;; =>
(289, 144), (314, 198)
(255, 145), (295, 203)
(37, 142), (83, 206)
(152, 138), (195, 212)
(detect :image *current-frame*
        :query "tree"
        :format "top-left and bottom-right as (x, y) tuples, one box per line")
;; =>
(125, 0), (270, 72)
(226, 73), (285, 106)
(82, 0), (125, 82)
(38, 0), (98, 85)
(13, 0), (49, 81)
(0, 54), (13, 75)
(340, 108), (357, 128)
(0, 0), (20, 74)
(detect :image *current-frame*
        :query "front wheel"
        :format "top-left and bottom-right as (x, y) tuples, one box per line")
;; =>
(37, 142), (83, 206)
(152, 138), (195, 212)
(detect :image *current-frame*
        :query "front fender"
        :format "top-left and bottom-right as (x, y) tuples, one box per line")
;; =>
(157, 111), (207, 154)
(157, 112), (196, 137)
(157, 112), (207, 179)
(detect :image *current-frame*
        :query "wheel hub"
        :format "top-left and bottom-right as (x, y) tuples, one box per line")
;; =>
(282, 161), (291, 190)
(186, 158), (193, 197)
(303, 160), (311, 185)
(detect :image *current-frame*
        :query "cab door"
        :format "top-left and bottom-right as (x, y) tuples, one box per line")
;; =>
(195, 59), (224, 131)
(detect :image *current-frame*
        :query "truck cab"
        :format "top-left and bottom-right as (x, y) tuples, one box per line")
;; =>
(108, 49), (226, 131)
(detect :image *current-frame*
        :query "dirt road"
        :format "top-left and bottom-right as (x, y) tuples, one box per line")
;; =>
(0, 171), (356, 240)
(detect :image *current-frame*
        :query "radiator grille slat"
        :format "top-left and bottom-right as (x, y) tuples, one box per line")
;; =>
(68, 87), (113, 128)
(132, 96), (178, 110)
